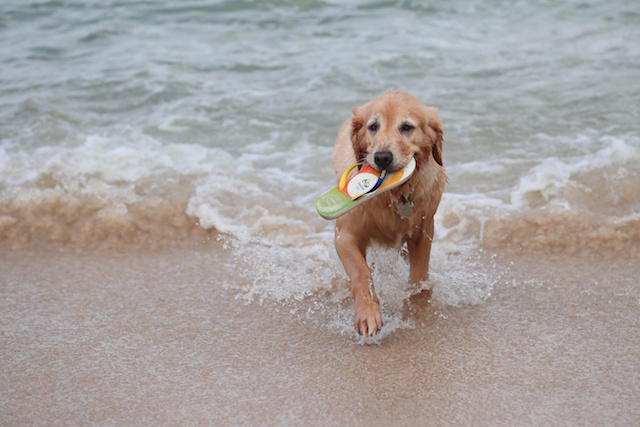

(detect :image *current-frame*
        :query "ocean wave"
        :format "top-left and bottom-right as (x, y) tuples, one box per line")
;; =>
(439, 135), (640, 256)
(2, 131), (639, 257)
(0, 128), (333, 248)
(0, 134), (215, 247)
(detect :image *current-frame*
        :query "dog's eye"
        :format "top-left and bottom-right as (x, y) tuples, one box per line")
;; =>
(400, 123), (414, 133)
(368, 122), (379, 132)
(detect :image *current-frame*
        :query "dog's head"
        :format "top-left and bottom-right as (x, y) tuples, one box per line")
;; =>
(350, 91), (443, 172)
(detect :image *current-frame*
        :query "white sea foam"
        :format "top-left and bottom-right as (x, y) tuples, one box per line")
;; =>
(2, 126), (638, 268)
(510, 157), (573, 209)
(510, 135), (640, 210)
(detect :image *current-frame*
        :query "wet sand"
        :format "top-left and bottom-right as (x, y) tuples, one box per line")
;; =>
(1, 242), (639, 425)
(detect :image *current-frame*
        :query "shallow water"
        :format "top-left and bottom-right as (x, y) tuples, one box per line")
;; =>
(1, 0), (640, 424)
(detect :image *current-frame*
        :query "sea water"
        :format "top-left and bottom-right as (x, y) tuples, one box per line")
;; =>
(1, 0), (639, 424)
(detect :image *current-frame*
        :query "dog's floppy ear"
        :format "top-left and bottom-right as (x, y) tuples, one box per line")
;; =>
(429, 118), (444, 167)
(350, 107), (367, 163)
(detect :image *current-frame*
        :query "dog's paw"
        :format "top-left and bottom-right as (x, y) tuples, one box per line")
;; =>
(354, 299), (383, 337)
(408, 288), (432, 308)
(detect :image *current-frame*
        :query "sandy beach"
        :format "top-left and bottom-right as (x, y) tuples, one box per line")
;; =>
(2, 239), (639, 425)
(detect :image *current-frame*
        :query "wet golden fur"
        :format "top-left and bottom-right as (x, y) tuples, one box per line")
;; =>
(332, 91), (447, 336)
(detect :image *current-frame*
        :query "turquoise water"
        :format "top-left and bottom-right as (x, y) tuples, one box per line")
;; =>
(2, 0), (639, 293)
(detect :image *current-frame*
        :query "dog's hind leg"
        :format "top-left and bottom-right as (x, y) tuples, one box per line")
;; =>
(408, 216), (434, 288)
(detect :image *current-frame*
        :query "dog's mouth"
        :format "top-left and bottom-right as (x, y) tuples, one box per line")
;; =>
(367, 153), (414, 174)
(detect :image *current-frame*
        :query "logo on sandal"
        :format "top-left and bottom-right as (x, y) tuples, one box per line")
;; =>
(347, 172), (378, 198)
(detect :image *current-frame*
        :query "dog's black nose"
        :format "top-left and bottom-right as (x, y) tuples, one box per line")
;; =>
(374, 150), (393, 169)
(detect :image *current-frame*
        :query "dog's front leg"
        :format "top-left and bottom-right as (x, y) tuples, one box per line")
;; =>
(408, 216), (434, 288)
(334, 226), (382, 336)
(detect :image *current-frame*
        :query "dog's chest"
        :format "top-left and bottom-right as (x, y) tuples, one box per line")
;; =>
(365, 193), (421, 247)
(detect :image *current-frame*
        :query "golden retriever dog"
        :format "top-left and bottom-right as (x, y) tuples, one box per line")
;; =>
(332, 91), (447, 336)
